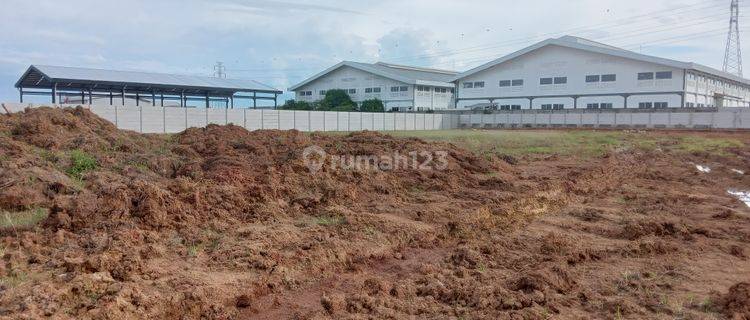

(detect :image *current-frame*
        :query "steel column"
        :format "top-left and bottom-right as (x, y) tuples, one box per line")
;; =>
(18, 87), (23, 103)
(205, 93), (209, 108)
(152, 91), (156, 107)
(230, 96), (234, 109)
(121, 88), (125, 105)
(81, 90), (85, 105)
(136, 93), (140, 106)
(160, 94), (164, 107)
(109, 90), (113, 105)
(88, 89), (92, 105)
(274, 93), (278, 109)
(253, 92), (257, 109)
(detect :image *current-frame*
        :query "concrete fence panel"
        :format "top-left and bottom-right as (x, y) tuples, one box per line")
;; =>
(597, 113), (615, 127)
(691, 113), (714, 128)
(669, 113), (691, 128)
(650, 113), (670, 128)
(164, 107), (187, 133)
(89, 105), (117, 126)
(321, 112), (336, 131)
(206, 108), (226, 126)
(373, 113), (385, 131)
(395, 113), (407, 130)
(262, 110), (280, 130)
(278, 111), (295, 130)
(581, 113), (597, 127)
(117, 106), (142, 132)
(383, 113), (395, 131)
(141, 107), (165, 133)
(245, 110), (263, 130)
(227, 109), (244, 127)
(186, 108), (207, 129)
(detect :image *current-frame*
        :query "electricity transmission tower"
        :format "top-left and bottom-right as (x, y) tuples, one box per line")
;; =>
(213, 62), (227, 78)
(723, 0), (743, 77)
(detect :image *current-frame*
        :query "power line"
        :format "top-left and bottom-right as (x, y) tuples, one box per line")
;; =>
(724, 0), (743, 76)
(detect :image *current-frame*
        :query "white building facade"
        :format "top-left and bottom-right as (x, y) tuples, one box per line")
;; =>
(289, 62), (457, 111)
(452, 36), (750, 110)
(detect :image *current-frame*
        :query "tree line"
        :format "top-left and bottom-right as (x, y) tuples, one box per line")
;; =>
(280, 89), (385, 112)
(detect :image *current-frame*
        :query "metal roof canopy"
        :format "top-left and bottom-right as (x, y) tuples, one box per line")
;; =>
(15, 65), (282, 108)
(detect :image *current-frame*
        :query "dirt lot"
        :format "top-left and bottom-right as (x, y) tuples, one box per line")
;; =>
(0, 107), (749, 319)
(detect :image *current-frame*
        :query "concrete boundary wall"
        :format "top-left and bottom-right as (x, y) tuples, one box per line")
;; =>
(1, 103), (459, 133)
(459, 108), (750, 130)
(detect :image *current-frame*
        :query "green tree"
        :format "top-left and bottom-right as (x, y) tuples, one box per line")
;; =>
(359, 99), (385, 112)
(280, 100), (314, 110)
(317, 89), (355, 111)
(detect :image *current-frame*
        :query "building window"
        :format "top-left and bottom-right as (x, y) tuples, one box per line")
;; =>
(319, 90), (326, 96)
(654, 102), (668, 109)
(499, 80), (511, 87)
(300, 91), (312, 96)
(348, 89), (356, 94)
(373, 87), (381, 93)
(365, 88), (372, 93)
(655, 71), (673, 79)
(553, 104), (564, 110)
(638, 72), (654, 80)
(638, 102), (653, 109)
(586, 103), (599, 109)
(540, 78), (553, 85)
(586, 75), (600, 83)
(500, 105), (510, 110)
(474, 81), (485, 88)
(436, 88), (447, 93)
(541, 104), (552, 110)
(512, 79), (524, 86)
(511, 105), (521, 110)
(399, 86), (408, 92)
(554, 77), (567, 84)
(601, 74), (616, 82)
(600, 103), (613, 109)
(391, 86), (400, 92)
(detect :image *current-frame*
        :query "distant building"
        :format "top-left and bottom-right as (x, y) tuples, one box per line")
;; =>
(289, 61), (457, 111)
(451, 36), (750, 109)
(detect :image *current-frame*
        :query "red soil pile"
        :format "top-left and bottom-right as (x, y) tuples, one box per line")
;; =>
(0, 107), (749, 319)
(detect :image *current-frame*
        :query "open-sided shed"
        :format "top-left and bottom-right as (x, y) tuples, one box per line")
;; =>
(15, 65), (282, 108)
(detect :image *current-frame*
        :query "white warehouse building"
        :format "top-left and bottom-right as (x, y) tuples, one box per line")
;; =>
(452, 36), (750, 110)
(289, 61), (457, 111)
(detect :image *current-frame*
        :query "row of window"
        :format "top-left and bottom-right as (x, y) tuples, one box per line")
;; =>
(585, 103), (614, 109)
(540, 77), (568, 85)
(585, 74), (616, 83)
(638, 102), (669, 109)
(463, 71), (675, 89)
(364, 87), (381, 93)
(499, 105), (522, 110)
(499, 79), (524, 87)
(463, 81), (485, 89)
(541, 104), (565, 110)
(638, 71), (672, 80)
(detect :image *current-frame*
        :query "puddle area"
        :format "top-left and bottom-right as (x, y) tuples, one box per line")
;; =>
(727, 190), (750, 208)
(696, 165), (711, 173)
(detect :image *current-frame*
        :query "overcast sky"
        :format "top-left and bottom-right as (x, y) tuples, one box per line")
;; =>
(0, 0), (746, 103)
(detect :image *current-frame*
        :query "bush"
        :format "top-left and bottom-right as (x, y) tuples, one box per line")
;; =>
(66, 149), (98, 180)
(317, 89), (355, 111)
(360, 99), (385, 112)
(280, 100), (314, 110)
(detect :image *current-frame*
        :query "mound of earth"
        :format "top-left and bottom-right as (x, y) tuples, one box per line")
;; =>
(0, 106), (749, 319)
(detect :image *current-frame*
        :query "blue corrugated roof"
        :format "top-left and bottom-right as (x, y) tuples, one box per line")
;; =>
(16, 65), (281, 93)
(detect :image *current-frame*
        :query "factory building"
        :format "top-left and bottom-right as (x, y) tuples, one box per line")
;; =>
(451, 36), (750, 110)
(289, 61), (457, 111)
